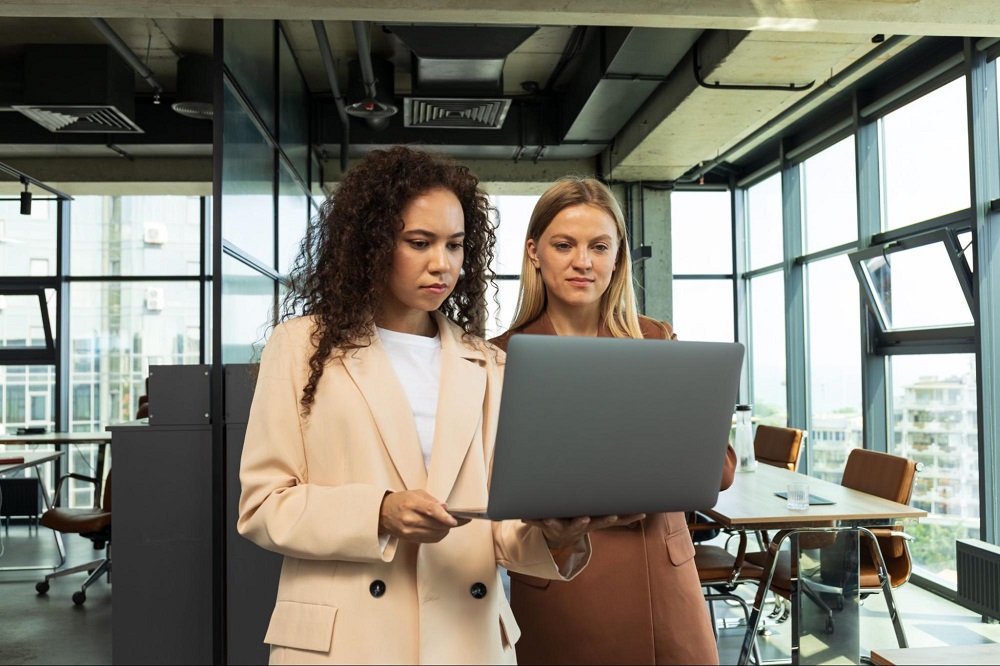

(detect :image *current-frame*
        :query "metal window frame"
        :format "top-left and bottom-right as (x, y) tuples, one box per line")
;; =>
(0, 285), (56, 365)
(847, 228), (976, 345)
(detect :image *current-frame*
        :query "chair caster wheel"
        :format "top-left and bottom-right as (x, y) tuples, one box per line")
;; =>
(826, 617), (835, 634)
(36, 581), (49, 595)
(72, 591), (86, 605)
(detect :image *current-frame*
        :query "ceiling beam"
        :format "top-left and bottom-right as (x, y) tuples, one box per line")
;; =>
(3, 2), (1000, 38)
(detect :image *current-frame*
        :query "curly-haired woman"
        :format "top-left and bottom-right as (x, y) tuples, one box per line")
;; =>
(237, 147), (639, 665)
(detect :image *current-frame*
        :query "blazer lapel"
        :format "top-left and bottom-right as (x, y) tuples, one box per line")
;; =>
(426, 313), (487, 503)
(342, 334), (428, 491)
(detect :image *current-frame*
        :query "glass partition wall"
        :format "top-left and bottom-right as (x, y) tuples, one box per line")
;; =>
(719, 44), (999, 590)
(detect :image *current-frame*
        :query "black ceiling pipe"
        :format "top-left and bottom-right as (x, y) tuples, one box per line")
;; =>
(348, 21), (398, 128)
(89, 18), (165, 103)
(312, 20), (351, 173)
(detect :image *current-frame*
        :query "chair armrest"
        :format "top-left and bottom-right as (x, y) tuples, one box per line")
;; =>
(866, 528), (915, 541)
(53, 473), (100, 508)
(688, 522), (726, 532)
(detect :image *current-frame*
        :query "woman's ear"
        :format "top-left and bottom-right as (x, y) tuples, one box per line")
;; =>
(526, 238), (541, 269)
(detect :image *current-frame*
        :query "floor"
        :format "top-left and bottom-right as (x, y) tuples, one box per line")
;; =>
(0, 522), (997, 665)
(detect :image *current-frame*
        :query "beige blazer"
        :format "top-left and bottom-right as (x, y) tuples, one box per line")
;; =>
(238, 313), (589, 665)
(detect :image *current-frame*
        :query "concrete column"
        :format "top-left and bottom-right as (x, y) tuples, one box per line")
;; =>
(639, 186), (672, 322)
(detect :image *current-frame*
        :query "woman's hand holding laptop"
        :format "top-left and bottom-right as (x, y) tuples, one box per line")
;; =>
(525, 514), (647, 549)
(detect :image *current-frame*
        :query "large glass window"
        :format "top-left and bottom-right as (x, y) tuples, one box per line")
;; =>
(221, 255), (275, 364)
(0, 199), (57, 276)
(671, 191), (733, 274)
(70, 196), (202, 276)
(880, 77), (970, 230)
(749, 271), (786, 426)
(278, 164), (309, 276)
(672, 281), (734, 342)
(889, 354), (979, 586)
(802, 137), (858, 254)
(746, 174), (783, 270)
(806, 255), (862, 483)
(68, 281), (201, 430)
(222, 82), (276, 266)
(487, 195), (537, 338)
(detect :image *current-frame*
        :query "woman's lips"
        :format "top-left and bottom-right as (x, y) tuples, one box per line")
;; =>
(567, 278), (594, 287)
(422, 284), (448, 295)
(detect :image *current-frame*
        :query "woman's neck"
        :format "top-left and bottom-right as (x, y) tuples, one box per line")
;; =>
(375, 308), (438, 337)
(543, 299), (602, 337)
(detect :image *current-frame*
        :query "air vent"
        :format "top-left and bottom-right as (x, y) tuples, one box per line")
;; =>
(404, 98), (511, 130)
(12, 105), (143, 134)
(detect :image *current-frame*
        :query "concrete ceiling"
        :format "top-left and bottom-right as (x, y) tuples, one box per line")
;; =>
(0, 1), (991, 187)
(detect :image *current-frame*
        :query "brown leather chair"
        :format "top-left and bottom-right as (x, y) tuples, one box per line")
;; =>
(754, 425), (805, 471)
(690, 527), (764, 663)
(745, 449), (917, 643)
(36, 470), (112, 606)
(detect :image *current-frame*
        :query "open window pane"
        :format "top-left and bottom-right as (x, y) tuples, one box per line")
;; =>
(671, 191), (733, 274)
(889, 354), (979, 588)
(671, 280), (734, 342)
(857, 239), (973, 330)
(0, 291), (55, 350)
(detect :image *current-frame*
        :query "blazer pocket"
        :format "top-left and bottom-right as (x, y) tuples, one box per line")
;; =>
(264, 600), (338, 653)
(499, 600), (522, 649)
(508, 571), (550, 589)
(665, 529), (696, 566)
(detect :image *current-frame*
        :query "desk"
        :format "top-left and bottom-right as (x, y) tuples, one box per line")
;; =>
(0, 432), (112, 506)
(870, 643), (1000, 665)
(0, 451), (67, 572)
(703, 464), (926, 665)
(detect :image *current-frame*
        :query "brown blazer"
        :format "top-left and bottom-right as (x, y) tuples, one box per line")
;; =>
(490, 313), (737, 665)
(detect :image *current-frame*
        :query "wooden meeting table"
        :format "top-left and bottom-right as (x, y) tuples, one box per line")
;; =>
(701, 464), (926, 665)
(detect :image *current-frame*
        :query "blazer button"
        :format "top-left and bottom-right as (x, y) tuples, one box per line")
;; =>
(369, 580), (386, 598)
(470, 582), (488, 599)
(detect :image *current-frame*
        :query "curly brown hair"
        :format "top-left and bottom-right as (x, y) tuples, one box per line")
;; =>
(279, 145), (497, 416)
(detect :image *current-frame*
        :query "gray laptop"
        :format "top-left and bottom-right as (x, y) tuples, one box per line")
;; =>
(449, 334), (745, 521)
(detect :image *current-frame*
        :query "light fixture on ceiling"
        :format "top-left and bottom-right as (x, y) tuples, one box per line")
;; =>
(20, 179), (32, 216)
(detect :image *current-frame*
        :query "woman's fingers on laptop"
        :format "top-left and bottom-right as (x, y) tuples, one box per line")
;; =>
(525, 513), (649, 547)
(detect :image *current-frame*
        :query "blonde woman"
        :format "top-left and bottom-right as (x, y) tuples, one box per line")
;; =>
(490, 177), (736, 665)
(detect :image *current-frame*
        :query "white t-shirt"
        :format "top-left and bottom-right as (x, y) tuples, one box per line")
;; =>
(377, 326), (442, 471)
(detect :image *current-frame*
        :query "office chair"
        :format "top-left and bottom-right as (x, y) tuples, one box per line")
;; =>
(754, 425), (804, 472)
(744, 449), (917, 645)
(35, 469), (112, 606)
(691, 526), (764, 664)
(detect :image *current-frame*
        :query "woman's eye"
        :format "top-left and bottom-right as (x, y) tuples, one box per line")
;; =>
(554, 242), (572, 250)
(594, 244), (610, 252)
(447, 243), (464, 251)
(408, 240), (429, 249)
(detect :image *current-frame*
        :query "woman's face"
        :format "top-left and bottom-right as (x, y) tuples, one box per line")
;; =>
(527, 204), (619, 310)
(382, 188), (466, 321)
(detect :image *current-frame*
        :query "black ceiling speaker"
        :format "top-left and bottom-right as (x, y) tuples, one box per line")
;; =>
(172, 54), (213, 120)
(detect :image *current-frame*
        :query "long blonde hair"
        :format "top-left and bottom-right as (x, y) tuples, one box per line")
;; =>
(508, 177), (644, 338)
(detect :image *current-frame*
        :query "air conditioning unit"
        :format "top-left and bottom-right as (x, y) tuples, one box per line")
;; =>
(145, 287), (165, 312)
(143, 222), (168, 245)
(14, 45), (142, 134)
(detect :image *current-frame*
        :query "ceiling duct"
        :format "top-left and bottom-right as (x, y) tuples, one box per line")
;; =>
(388, 24), (537, 130)
(13, 44), (142, 134)
(172, 54), (213, 120)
